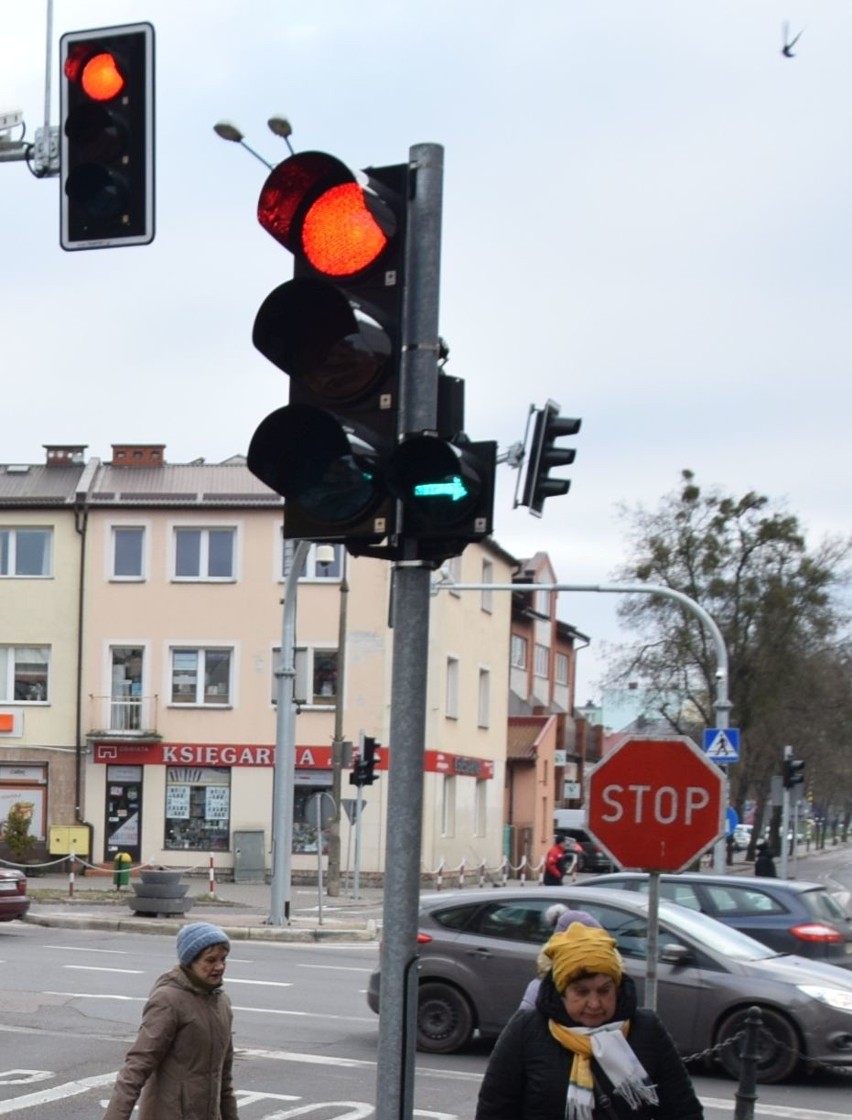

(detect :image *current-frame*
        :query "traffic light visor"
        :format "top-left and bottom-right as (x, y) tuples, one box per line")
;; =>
(248, 405), (386, 528)
(253, 279), (392, 402)
(258, 151), (394, 278)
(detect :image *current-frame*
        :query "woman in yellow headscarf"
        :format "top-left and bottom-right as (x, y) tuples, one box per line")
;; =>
(475, 921), (704, 1120)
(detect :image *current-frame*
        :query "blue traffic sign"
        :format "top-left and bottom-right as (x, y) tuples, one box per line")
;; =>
(703, 727), (740, 762)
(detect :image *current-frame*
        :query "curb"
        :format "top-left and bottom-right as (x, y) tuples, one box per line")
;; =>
(24, 911), (378, 943)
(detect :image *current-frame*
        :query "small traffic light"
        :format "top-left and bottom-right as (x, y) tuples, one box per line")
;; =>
(248, 152), (406, 554)
(519, 399), (581, 517)
(349, 736), (379, 787)
(783, 757), (806, 789)
(59, 22), (155, 250)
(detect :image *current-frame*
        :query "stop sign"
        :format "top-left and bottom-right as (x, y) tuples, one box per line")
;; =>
(587, 736), (725, 872)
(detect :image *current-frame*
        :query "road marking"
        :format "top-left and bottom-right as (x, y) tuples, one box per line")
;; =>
(0, 1072), (116, 1114)
(226, 978), (293, 987)
(49, 945), (128, 955)
(63, 965), (143, 974)
(297, 964), (374, 973)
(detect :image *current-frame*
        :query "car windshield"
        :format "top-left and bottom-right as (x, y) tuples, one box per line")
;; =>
(657, 900), (781, 961)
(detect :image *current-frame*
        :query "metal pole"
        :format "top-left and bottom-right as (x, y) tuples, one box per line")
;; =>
(645, 871), (660, 1011)
(375, 141), (444, 1120)
(314, 794), (324, 925)
(435, 579), (734, 872)
(733, 1006), (763, 1120)
(780, 746), (792, 879)
(353, 781), (363, 900)
(269, 537), (311, 925)
(327, 573), (349, 896)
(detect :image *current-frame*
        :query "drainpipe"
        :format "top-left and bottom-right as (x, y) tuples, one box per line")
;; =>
(73, 458), (99, 842)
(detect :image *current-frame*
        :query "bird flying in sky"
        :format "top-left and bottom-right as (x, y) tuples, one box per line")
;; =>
(782, 22), (804, 58)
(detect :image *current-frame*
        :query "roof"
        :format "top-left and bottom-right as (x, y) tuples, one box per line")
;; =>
(0, 464), (86, 505)
(87, 462), (282, 508)
(506, 714), (556, 761)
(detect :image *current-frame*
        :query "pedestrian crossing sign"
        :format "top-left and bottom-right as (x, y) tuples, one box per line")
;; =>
(703, 727), (740, 762)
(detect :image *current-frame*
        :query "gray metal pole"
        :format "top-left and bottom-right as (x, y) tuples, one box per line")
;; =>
(327, 573), (349, 896)
(269, 537), (311, 925)
(375, 141), (444, 1120)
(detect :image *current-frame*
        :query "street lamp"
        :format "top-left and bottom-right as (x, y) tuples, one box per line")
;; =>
(212, 116), (295, 170)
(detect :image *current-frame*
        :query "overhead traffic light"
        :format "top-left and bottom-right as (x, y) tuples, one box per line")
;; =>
(783, 756), (806, 789)
(59, 22), (155, 250)
(519, 399), (581, 517)
(248, 152), (406, 553)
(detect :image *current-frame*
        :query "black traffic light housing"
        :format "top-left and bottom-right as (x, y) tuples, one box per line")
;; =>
(519, 399), (581, 517)
(60, 22), (155, 250)
(349, 736), (379, 787)
(783, 757), (806, 789)
(248, 152), (406, 554)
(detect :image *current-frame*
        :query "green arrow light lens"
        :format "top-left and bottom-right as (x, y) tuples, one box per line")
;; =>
(413, 476), (468, 501)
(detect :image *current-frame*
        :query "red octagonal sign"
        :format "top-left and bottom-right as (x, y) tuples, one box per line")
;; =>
(587, 736), (725, 872)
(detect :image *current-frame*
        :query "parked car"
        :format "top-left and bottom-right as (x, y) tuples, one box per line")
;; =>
(366, 885), (852, 1082)
(584, 872), (852, 968)
(732, 824), (753, 851)
(0, 868), (30, 922)
(555, 826), (614, 872)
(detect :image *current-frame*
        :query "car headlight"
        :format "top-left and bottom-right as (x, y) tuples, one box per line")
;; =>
(797, 985), (852, 1012)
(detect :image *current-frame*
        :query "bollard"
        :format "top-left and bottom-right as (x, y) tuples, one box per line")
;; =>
(208, 853), (217, 896)
(733, 1005), (763, 1120)
(113, 851), (132, 889)
(68, 854), (76, 898)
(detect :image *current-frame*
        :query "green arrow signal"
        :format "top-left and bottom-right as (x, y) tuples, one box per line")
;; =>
(413, 475), (468, 501)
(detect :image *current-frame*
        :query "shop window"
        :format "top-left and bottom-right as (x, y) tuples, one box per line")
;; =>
(0, 528), (52, 577)
(170, 648), (232, 705)
(0, 646), (49, 702)
(164, 766), (230, 851)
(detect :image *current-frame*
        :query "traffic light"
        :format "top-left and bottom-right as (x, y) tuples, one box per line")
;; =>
(783, 757), (806, 789)
(519, 399), (581, 517)
(349, 736), (379, 787)
(59, 22), (155, 250)
(248, 152), (406, 554)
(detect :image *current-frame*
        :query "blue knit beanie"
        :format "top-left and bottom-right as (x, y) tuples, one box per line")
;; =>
(176, 922), (230, 966)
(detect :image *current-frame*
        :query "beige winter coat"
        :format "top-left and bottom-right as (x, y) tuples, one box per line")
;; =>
(104, 965), (238, 1120)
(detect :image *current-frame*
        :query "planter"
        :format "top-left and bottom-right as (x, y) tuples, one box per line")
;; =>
(127, 868), (194, 918)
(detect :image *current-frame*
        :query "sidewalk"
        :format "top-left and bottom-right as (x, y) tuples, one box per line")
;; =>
(24, 871), (385, 943)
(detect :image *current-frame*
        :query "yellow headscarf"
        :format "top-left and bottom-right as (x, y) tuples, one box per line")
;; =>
(543, 922), (623, 993)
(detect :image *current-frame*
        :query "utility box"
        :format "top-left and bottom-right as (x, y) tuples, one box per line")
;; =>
(233, 830), (266, 882)
(48, 825), (91, 856)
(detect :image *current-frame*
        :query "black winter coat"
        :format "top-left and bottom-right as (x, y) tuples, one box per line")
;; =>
(475, 975), (703, 1120)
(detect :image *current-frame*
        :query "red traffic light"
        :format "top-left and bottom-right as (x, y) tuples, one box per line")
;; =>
(258, 152), (396, 279)
(81, 52), (125, 100)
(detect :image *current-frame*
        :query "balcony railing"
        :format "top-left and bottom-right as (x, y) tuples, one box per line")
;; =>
(88, 695), (159, 737)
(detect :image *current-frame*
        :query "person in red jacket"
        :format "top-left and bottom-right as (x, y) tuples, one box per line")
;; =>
(544, 837), (571, 885)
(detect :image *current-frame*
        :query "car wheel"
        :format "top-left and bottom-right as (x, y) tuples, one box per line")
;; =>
(716, 1006), (800, 1083)
(416, 982), (474, 1053)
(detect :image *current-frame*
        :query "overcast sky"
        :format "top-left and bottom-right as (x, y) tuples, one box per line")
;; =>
(2, 0), (847, 710)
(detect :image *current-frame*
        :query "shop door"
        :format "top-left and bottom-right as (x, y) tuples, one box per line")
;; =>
(104, 765), (142, 862)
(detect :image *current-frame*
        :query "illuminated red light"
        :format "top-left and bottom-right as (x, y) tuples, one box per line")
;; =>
(81, 52), (125, 101)
(301, 183), (388, 277)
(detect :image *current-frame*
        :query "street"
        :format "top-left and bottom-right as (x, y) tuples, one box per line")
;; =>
(1, 845), (850, 1118)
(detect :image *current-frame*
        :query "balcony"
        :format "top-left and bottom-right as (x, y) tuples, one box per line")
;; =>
(88, 695), (160, 738)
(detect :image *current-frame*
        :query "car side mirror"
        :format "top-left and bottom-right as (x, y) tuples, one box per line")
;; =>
(660, 942), (692, 966)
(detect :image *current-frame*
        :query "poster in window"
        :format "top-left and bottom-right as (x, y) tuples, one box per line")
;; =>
(166, 784), (191, 819)
(205, 786), (230, 821)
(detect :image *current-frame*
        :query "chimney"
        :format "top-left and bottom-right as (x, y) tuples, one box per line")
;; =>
(111, 444), (166, 468)
(44, 444), (87, 466)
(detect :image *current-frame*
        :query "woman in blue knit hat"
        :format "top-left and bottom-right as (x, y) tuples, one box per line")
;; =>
(104, 922), (238, 1120)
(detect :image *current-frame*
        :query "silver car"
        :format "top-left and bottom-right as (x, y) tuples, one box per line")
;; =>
(366, 885), (852, 1082)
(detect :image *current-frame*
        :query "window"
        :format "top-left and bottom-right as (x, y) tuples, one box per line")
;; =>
(112, 527), (145, 579)
(0, 528), (52, 577)
(478, 668), (490, 728)
(534, 643), (549, 678)
(446, 555), (462, 596)
(480, 559), (493, 612)
(164, 766), (230, 851)
(536, 588), (551, 616)
(510, 634), (528, 669)
(0, 646), (49, 702)
(441, 774), (456, 837)
(555, 652), (569, 686)
(446, 657), (459, 719)
(272, 646), (339, 707)
(174, 528), (235, 580)
(170, 648), (232, 705)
